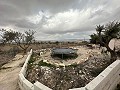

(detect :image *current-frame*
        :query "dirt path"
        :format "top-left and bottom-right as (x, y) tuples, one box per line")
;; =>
(0, 54), (27, 90)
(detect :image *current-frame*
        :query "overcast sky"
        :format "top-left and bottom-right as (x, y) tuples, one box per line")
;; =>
(0, 0), (120, 40)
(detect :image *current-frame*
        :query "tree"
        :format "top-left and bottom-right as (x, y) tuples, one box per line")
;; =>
(90, 33), (99, 44)
(0, 29), (17, 44)
(1, 29), (35, 53)
(14, 30), (35, 53)
(93, 21), (120, 63)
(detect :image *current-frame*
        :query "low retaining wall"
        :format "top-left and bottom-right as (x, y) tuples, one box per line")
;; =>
(18, 49), (34, 90)
(18, 49), (52, 90)
(18, 49), (120, 90)
(84, 60), (120, 90)
(34, 81), (52, 90)
(71, 60), (120, 90)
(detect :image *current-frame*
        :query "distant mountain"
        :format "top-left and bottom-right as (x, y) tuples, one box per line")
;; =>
(57, 38), (90, 42)
(36, 38), (90, 42)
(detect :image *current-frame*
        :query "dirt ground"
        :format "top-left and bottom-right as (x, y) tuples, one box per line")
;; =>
(0, 54), (27, 90)
(38, 46), (101, 66)
(0, 54), (14, 67)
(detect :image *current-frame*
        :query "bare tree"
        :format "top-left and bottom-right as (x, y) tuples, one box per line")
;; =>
(1, 29), (36, 53)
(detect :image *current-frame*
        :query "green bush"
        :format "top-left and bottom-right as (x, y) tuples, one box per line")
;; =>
(38, 60), (56, 67)
(27, 55), (36, 69)
(28, 55), (35, 64)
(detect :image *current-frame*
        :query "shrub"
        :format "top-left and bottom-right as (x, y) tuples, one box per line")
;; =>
(38, 60), (56, 67)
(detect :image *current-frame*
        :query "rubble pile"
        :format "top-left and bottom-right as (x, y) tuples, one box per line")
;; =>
(26, 53), (111, 90)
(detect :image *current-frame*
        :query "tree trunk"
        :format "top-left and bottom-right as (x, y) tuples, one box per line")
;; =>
(23, 49), (26, 53)
(110, 50), (117, 63)
(23, 47), (28, 54)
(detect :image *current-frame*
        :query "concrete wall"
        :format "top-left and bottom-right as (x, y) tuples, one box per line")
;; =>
(18, 49), (52, 90)
(85, 60), (120, 90)
(18, 49), (34, 90)
(34, 81), (52, 90)
(70, 60), (120, 90)
(18, 49), (120, 90)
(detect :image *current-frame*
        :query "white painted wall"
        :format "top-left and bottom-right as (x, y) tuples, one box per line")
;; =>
(85, 60), (120, 90)
(18, 49), (34, 90)
(71, 60), (120, 90)
(34, 81), (52, 90)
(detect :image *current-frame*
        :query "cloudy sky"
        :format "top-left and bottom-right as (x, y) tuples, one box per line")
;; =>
(0, 0), (120, 40)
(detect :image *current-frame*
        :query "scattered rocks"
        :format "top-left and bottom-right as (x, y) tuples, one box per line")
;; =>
(26, 53), (111, 90)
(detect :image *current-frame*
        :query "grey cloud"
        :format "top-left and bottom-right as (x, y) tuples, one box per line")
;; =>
(0, 0), (79, 28)
(0, 0), (120, 40)
(15, 19), (37, 29)
(42, 26), (94, 35)
(109, 7), (120, 20)
(1, 0), (78, 14)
